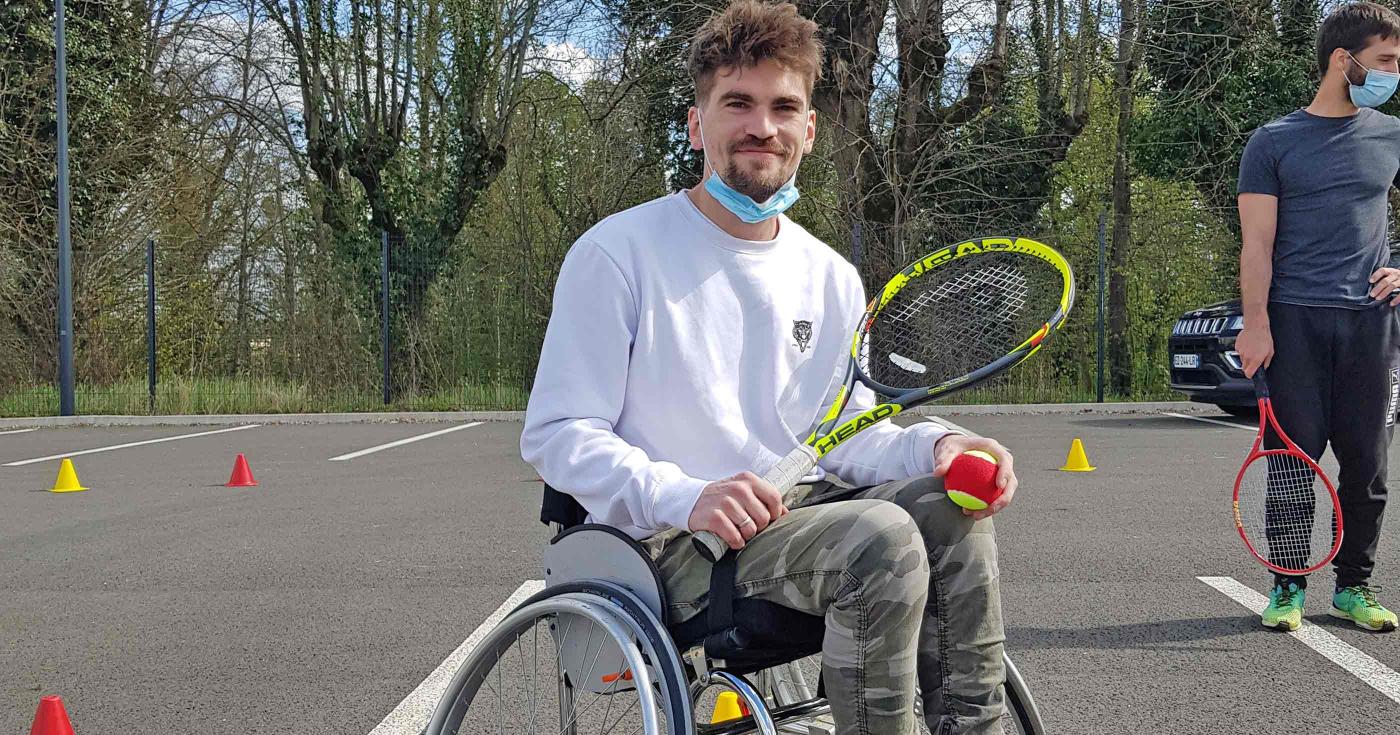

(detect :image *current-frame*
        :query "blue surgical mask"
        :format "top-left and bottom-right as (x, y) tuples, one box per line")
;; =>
(696, 109), (800, 224)
(1347, 51), (1400, 108)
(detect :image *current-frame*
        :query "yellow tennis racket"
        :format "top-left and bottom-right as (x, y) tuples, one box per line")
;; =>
(692, 236), (1076, 561)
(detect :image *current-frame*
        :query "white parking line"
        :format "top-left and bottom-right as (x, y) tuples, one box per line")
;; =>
(1163, 412), (1256, 431)
(328, 422), (483, 462)
(3, 424), (261, 467)
(0, 428), (37, 436)
(370, 579), (545, 735)
(1198, 576), (1400, 705)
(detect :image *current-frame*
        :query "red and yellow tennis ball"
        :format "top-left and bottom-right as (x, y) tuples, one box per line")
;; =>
(945, 450), (1003, 511)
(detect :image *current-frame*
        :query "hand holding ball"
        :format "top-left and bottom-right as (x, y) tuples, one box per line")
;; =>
(945, 450), (1003, 511)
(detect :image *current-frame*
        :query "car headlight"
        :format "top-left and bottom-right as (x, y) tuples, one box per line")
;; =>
(1229, 315), (1244, 331)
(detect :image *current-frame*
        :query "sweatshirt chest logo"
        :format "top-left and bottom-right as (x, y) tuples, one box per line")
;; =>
(792, 320), (813, 353)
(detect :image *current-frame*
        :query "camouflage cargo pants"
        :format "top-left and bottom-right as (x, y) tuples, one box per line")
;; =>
(640, 474), (1006, 735)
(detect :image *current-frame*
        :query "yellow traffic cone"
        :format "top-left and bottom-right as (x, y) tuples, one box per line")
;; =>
(49, 458), (88, 492)
(711, 690), (749, 723)
(1059, 438), (1096, 472)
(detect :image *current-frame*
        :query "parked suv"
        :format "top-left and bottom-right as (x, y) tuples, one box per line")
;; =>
(1167, 298), (1256, 414)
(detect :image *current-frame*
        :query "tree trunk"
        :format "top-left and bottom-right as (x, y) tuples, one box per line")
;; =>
(1109, 0), (1140, 397)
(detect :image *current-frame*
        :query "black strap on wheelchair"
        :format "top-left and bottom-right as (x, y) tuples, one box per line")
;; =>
(705, 548), (739, 646)
(679, 545), (829, 677)
(706, 549), (738, 634)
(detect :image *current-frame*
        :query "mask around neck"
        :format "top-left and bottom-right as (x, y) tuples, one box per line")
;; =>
(695, 108), (801, 224)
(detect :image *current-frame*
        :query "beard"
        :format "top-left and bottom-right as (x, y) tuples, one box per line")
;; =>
(722, 139), (795, 202)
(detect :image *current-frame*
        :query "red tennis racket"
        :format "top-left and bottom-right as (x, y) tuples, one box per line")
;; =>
(1232, 371), (1343, 575)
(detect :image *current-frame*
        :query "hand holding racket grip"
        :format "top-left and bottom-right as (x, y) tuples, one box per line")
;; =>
(691, 444), (820, 563)
(1251, 370), (1269, 398)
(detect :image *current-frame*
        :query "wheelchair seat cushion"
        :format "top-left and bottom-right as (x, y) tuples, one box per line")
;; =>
(670, 597), (827, 676)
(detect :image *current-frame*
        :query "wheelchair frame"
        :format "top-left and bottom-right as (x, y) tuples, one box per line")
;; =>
(423, 484), (1046, 734)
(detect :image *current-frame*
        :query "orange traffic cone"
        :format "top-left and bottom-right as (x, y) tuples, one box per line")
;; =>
(30, 695), (76, 735)
(226, 453), (258, 487)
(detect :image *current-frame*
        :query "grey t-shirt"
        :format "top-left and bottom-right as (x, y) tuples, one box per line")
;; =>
(1238, 107), (1400, 309)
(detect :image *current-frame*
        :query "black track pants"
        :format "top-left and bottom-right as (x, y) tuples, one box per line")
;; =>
(1264, 301), (1398, 591)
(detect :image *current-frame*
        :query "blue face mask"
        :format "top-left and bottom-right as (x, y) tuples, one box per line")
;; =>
(1347, 51), (1400, 108)
(696, 109), (800, 224)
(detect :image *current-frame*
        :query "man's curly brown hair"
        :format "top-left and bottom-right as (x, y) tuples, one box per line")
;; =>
(687, 0), (824, 106)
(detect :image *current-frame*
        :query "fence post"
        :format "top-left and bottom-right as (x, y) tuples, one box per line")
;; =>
(1096, 211), (1107, 403)
(382, 230), (391, 406)
(851, 220), (863, 271)
(147, 237), (156, 414)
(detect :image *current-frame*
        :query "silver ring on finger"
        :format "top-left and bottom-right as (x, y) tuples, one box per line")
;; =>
(736, 516), (755, 529)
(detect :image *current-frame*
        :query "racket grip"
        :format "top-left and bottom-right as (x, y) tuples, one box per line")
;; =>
(1251, 370), (1269, 398)
(691, 445), (820, 563)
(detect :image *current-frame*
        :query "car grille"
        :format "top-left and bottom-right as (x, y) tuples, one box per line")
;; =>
(1172, 316), (1230, 336)
(1172, 368), (1217, 387)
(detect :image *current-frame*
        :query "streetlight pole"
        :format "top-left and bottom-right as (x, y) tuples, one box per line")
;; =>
(54, 0), (76, 415)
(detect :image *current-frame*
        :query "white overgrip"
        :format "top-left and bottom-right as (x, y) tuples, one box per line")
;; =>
(691, 444), (820, 562)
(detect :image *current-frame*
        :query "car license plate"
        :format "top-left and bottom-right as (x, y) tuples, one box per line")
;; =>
(1173, 354), (1200, 369)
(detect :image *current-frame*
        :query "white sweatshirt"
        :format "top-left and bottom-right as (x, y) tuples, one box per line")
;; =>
(520, 190), (956, 540)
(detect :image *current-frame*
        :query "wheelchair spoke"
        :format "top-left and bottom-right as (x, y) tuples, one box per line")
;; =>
(554, 672), (625, 735)
(509, 624), (544, 734)
(496, 645), (505, 735)
(530, 623), (541, 733)
(605, 691), (643, 734)
(427, 589), (675, 735)
(601, 673), (616, 732)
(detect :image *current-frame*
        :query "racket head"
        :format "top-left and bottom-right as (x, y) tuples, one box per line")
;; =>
(1232, 398), (1343, 575)
(853, 236), (1075, 402)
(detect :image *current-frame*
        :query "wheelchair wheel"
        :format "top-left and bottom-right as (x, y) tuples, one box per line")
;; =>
(1001, 653), (1044, 735)
(425, 581), (691, 735)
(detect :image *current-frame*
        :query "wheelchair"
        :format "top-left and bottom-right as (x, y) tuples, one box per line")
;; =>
(424, 484), (1046, 734)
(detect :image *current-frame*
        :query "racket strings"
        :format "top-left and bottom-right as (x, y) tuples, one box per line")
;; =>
(860, 253), (1057, 389)
(1237, 452), (1338, 572)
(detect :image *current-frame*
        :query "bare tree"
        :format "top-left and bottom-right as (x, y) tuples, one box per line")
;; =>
(261, 0), (552, 393)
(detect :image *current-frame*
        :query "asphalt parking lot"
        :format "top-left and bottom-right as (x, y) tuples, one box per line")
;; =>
(2, 409), (1397, 733)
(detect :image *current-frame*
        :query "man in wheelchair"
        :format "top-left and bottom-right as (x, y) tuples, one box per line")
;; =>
(520, 2), (1018, 732)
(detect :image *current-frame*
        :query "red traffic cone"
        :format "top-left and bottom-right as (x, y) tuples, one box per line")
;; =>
(226, 453), (258, 487)
(30, 695), (76, 735)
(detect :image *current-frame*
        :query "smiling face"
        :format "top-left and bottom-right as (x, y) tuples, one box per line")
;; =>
(689, 58), (816, 203)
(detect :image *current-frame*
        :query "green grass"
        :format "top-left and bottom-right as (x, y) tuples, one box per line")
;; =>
(932, 381), (1180, 406)
(0, 376), (531, 418)
(0, 376), (1177, 418)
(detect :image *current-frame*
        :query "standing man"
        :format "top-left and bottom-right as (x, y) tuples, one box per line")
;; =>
(1237, 1), (1400, 632)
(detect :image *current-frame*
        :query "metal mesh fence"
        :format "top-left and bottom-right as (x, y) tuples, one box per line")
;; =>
(0, 192), (1240, 418)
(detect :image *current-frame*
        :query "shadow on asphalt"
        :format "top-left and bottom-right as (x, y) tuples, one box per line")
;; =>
(1007, 615), (1263, 652)
(1062, 416), (1253, 431)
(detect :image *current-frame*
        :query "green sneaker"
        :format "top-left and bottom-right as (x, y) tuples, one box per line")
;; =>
(1262, 582), (1305, 631)
(1330, 585), (1398, 632)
